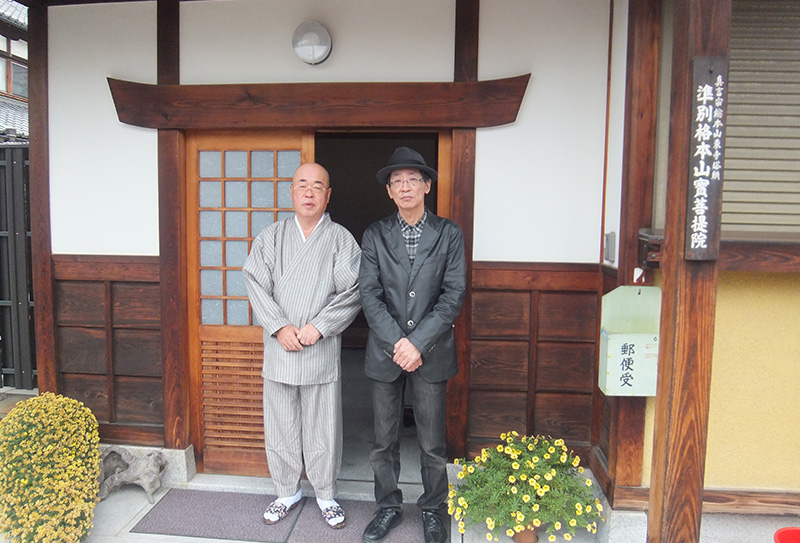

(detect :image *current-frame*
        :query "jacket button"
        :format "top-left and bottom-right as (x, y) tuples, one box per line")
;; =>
(409, 291), (416, 298)
(407, 320), (415, 327)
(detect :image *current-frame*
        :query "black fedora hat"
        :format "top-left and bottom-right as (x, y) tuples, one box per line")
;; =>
(376, 147), (438, 185)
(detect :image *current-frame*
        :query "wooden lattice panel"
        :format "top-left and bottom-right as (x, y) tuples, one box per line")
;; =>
(200, 336), (264, 451)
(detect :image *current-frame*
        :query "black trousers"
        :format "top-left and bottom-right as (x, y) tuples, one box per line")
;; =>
(369, 371), (448, 512)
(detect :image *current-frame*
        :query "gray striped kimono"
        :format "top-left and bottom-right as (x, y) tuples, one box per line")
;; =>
(243, 213), (361, 499)
(243, 214), (362, 385)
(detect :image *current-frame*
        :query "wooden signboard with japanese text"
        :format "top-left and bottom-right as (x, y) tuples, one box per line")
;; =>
(685, 56), (728, 260)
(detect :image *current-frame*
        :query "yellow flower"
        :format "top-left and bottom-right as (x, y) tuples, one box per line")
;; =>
(497, 445), (504, 452)
(454, 458), (460, 464)
(486, 534), (493, 541)
(565, 534), (573, 541)
(549, 535), (556, 542)
(548, 446), (555, 453)
(544, 453), (550, 459)
(512, 462), (520, 470)
(532, 503), (540, 512)
(533, 518), (541, 527)
(511, 486), (518, 494)
(572, 456), (581, 467)
(586, 505), (592, 512)
(516, 512), (525, 523)
(554, 521), (562, 530)
(507, 529), (515, 537)
(468, 466), (475, 473)
(523, 494), (531, 503)
(585, 478), (593, 487)
(597, 503), (604, 512)
(509, 475), (516, 483)
(457, 471), (464, 479)
(500, 433), (507, 440)
(532, 456), (539, 463)
(570, 518), (577, 527)
(520, 474), (527, 481)
(514, 524), (525, 533)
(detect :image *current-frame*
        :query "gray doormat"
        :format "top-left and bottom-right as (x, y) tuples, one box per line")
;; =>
(132, 488), (427, 542)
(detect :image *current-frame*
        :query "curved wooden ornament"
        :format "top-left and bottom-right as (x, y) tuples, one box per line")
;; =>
(107, 75), (530, 130)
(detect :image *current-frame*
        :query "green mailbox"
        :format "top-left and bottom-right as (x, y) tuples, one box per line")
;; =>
(598, 286), (661, 396)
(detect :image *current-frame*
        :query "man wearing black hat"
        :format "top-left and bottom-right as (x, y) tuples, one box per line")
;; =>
(359, 147), (467, 543)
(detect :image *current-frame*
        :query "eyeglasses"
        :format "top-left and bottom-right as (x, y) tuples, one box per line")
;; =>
(388, 177), (426, 188)
(292, 184), (330, 194)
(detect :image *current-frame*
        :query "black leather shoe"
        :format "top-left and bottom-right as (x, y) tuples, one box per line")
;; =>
(363, 507), (403, 542)
(422, 510), (447, 543)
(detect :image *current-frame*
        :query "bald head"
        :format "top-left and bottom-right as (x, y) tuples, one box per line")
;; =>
(290, 162), (332, 228)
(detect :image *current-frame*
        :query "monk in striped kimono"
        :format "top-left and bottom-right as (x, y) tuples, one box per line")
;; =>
(243, 162), (361, 530)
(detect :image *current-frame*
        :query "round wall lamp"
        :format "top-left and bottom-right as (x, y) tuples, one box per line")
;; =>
(292, 21), (332, 65)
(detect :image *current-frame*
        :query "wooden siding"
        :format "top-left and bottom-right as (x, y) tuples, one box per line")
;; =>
(52, 255), (164, 445)
(468, 262), (601, 458)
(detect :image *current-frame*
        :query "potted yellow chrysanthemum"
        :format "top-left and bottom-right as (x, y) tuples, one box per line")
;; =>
(448, 431), (604, 542)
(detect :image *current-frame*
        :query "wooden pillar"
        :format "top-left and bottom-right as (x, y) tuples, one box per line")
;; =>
(607, 0), (662, 490)
(157, 0), (190, 449)
(447, 0), (479, 459)
(28, 1), (57, 393)
(647, 0), (731, 541)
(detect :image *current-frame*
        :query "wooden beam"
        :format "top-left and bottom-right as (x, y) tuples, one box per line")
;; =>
(107, 75), (530, 130)
(718, 239), (800, 272)
(647, 0), (732, 542)
(618, 0), (660, 285)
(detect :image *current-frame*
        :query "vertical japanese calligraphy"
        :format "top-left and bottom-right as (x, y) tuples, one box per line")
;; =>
(685, 56), (728, 260)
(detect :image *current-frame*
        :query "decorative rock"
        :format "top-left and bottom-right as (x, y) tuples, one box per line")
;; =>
(98, 445), (167, 503)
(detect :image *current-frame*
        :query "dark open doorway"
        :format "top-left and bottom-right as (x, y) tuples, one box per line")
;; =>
(315, 132), (438, 246)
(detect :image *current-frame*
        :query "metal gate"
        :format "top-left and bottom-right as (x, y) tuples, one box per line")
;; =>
(0, 144), (35, 389)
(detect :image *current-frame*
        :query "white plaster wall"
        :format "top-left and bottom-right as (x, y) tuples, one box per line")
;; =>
(48, 2), (158, 255)
(47, 0), (613, 262)
(180, 0), (455, 84)
(475, 0), (611, 263)
(604, 0), (629, 270)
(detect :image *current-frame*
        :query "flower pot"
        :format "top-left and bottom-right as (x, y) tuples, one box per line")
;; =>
(512, 527), (538, 543)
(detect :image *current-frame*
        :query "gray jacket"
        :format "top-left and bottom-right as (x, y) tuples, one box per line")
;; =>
(359, 210), (467, 383)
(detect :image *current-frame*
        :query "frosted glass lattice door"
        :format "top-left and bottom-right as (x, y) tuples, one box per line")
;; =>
(197, 145), (301, 325)
(186, 130), (310, 476)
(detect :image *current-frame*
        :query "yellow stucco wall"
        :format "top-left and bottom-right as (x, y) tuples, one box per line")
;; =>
(641, 272), (800, 490)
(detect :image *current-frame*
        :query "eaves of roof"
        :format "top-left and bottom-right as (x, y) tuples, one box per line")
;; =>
(0, 0), (27, 31)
